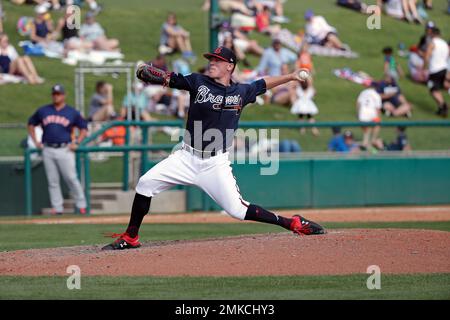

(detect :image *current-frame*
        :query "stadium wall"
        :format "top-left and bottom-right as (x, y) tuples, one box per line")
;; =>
(186, 156), (450, 211)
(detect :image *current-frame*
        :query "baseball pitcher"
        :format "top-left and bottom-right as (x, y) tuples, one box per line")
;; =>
(103, 46), (325, 250)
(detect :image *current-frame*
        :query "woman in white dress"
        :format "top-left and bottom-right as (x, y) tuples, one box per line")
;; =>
(290, 79), (319, 136)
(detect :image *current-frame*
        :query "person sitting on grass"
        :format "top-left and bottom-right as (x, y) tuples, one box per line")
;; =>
(0, 32), (44, 84)
(385, 126), (411, 151)
(159, 12), (196, 61)
(30, 4), (56, 45)
(336, 0), (369, 13)
(372, 74), (413, 118)
(88, 81), (116, 122)
(79, 11), (119, 51)
(304, 9), (347, 50)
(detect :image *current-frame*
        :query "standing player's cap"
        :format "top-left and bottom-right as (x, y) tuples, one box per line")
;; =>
(51, 84), (65, 95)
(203, 46), (237, 65)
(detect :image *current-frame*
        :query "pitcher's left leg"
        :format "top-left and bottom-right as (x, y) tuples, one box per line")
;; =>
(198, 155), (325, 235)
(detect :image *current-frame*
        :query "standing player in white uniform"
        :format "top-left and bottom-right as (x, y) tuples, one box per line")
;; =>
(102, 46), (325, 250)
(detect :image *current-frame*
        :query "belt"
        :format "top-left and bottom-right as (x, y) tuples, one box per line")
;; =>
(181, 143), (225, 159)
(44, 142), (69, 148)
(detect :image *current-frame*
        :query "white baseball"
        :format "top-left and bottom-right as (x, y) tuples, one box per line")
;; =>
(298, 70), (310, 80)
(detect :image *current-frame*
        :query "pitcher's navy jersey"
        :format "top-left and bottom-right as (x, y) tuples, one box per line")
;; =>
(28, 104), (88, 144)
(169, 73), (266, 151)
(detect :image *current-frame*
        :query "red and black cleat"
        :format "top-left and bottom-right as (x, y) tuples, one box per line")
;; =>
(101, 232), (141, 250)
(290, 215), (326, 235)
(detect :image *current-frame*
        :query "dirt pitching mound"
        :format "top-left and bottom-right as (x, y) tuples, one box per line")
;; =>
(1, 229), (449, 277)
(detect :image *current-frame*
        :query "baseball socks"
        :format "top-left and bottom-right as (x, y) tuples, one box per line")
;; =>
(125, 193), (152, 238)
(244, 204), (292, 230)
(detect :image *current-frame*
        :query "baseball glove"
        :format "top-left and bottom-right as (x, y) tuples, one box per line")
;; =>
(136, 63), (172, 87)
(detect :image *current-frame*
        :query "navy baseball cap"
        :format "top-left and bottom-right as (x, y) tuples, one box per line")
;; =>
(203, 46), (237, 65)
(51, 84), (65, 94)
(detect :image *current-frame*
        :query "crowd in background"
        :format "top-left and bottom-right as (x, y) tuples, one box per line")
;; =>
(1, 0), (449, 154)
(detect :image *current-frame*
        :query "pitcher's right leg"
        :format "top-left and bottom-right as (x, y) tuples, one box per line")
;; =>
(102, 150), (196, 250)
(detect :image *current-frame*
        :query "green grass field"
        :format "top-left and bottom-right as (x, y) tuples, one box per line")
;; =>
(0, 221), (449, 299)
(1, 274), (449, 299)
(0, 0), (449, 158)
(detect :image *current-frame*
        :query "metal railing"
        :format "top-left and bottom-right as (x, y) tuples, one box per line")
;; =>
(23, 120), (450, 216)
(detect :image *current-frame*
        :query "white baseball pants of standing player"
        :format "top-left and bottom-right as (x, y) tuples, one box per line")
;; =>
(135, 143), (249, 220)
(42, 146), (87, 212)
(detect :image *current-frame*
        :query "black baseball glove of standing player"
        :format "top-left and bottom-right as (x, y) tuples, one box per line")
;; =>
(136, 63), (172, 87)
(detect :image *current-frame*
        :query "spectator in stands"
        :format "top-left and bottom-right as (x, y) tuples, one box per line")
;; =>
(120, 81), (152, 121)
(148, 54), (168, 71)
(256, 38), (297, 76)
(88, 81), (116, 121)
(383, 46), (404, 81)
(79, 11), (119, 51)
(248, 0), (289, 24)
(304, 9), (346, 50)
(290, 77), (319, 136)
(278, 140), (301, 153)
(385, 126), (411, 151)
(55, 11), (93, 53)
(328, 128), (360, 153)
(418, 21), (435, 55)
(218, 21), (263, 66)
(296, 42), (314, 76)
(377, 0), (423, 24)
(336, 0), (369, 13)
(159, 12), (195, 61)
(30, 4), (56, 44)
(0, 32), (44, 84)
(424, 27), (449, 117)
(202, 0), (254, 16)
(171, 58), (191, 118)
(141, 55), (172, 114)
(408, 45), (428, 83)
(373, 74), (412, 117)
(328, 127), (346, 152)
(356, 87), (382, 150)
(100, 118), (126, 146)
(255, 5), (281, 36)
(269, 64), (296, 106)
(423, 0), (432, 9)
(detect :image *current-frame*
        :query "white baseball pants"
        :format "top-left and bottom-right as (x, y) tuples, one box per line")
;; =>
(42, 146), (86, 212)
(135, 147), (249, 220)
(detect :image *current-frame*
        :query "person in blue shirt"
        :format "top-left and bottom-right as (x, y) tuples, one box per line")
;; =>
(328, 127), (348, 152)
(256, 38), (297, 77)
(328, 127), (360, 153)
(28, 84), (88, 215)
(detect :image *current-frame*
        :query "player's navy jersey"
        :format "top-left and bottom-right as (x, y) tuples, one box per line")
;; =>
(169, 73), (266, 151)
(28, 104), (88, 144)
